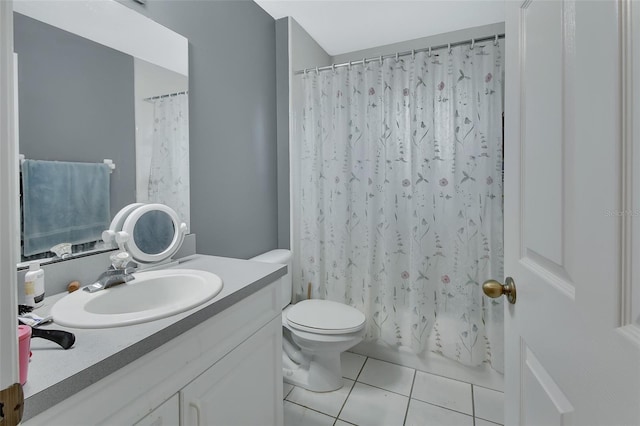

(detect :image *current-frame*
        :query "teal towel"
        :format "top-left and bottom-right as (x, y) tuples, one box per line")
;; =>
(22, 159), (110, 257)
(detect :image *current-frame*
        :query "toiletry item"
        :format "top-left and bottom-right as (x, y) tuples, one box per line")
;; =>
(18, 325), (31, 385)
(18, 312), (53, 327)
(50, 242), (72, 259)
(25, 261), (45, 308)
(22, 277), (35, 309)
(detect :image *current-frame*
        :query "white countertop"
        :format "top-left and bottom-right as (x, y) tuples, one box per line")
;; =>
(22, 254), (286, 421)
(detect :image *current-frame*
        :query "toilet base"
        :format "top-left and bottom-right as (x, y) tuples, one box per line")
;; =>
(283, 350), (343, 392)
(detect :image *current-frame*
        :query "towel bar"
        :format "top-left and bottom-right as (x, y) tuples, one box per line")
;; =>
(18, 155), (115, 174)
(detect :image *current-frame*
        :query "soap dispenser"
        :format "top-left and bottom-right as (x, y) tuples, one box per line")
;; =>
(24, 261), (45, 308)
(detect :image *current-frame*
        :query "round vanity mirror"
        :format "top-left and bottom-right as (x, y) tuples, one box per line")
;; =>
(132, 210), (175, 255)
(120, 203), (188, 264)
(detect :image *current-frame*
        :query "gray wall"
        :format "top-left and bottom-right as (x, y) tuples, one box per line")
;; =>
(118, 0), (278, 259)
(279, 18), (331, 251)
(290, 18), (332, 71)
(13, 13), (136, 218)
(276, 18), (331, 253)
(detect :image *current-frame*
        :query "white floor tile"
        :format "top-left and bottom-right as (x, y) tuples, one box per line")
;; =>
(339, 382), (409, 426)
(411, 371), (473, 415)
(286, 379), (354, 417)
(283, 382), (294, 399)
(341, 352), (367, 380)
(357, 358), (415, 396)
(283, 401), (335, 426)
(475, 418), (503, 426)
(405, 399), (474, 426)
(474, 386), (504, 424)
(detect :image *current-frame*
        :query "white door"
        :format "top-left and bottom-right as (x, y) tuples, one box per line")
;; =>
(500, 0), (640, 424)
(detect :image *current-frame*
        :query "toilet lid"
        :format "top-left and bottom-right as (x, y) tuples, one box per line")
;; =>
(286, 299), (365, 335)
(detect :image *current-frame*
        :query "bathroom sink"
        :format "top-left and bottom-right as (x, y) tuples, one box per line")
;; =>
(51, 269), (223, 328)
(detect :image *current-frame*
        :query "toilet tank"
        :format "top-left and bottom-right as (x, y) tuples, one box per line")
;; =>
(250, 249), (292, 309)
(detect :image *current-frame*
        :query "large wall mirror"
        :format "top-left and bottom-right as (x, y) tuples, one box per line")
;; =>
(13, 0), (189, 267)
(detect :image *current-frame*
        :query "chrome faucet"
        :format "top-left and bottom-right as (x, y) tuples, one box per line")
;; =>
(83, 252), (135, 293)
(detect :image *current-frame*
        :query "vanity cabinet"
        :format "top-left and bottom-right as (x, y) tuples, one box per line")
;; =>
(134, 394), (179, 426)
(23, 279), (284, 426)
(181, 316), (282, 426)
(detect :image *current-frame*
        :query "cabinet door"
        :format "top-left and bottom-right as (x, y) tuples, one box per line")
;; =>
(181, 316), (283, 426)
(134, 394), (179, 426)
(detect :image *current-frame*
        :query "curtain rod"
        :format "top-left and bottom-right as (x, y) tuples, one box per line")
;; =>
(294, 33), (505, 75)
(143, 90), (189, 101)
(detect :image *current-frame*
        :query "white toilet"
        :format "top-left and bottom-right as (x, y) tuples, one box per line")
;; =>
(251, 249), (365, 392)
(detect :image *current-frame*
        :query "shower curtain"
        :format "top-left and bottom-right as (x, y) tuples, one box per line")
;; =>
(294, 41), (504, 371)
(147, 93), (190, 228)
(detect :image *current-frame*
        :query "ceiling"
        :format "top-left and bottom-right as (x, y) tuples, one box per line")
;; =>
(254, 1), (505, 56)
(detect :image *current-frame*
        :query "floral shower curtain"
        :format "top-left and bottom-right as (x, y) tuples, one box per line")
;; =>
(148, 93), (190, 228)
(294, 41), (504, 371)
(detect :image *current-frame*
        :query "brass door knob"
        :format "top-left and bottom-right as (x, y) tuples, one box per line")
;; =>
(482, 277), (517, 304)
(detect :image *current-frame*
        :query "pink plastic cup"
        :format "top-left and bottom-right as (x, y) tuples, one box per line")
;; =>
(18, 325), (32, 385)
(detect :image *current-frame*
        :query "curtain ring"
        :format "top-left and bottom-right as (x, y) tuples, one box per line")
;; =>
(428, 47), (432, 57)
(494, 34), (499, 46)
(411, 49), (415, 60)
(395, 52), (399, 62)
(379, 55), (383, 65)
(304, 68), (307, 76)
(448, 43), (452, 54)
(315, 66), (319, 75)
(470, 38), (475, 50)
(332, 63), (336, 73)
(362, 58), (366, 66)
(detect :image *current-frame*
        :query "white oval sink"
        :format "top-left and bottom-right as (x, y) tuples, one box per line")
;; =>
(52, 269), (223, 328)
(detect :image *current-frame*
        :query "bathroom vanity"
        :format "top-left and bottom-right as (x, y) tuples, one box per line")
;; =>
(21, 255), (286, 426)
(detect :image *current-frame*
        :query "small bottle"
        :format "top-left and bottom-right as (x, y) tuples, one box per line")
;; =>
(25, 262), (45, 308)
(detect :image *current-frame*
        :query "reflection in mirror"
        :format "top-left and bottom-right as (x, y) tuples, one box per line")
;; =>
(13, 0), (189, 267)
(134, 59), (190, 227)
(133, 211), (176, 255)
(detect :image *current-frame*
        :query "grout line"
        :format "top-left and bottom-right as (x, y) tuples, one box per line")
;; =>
(409, 396), (475, 418)
(283, 383), (295, 400)
(335, 357), (366, 423)
(402, 369), (417, 425)
(471, 385), (476, 425)
(285, 400), (338, 421)
(358, 352), (503, 392)
(475, 416), (504, 425)
(334, 418), (358, 426)
(473, 383), (505, 393)
(353, 355), (368, 381)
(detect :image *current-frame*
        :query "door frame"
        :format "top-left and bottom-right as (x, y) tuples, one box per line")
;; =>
(622, 0), (640, 342)
(0, 0), (19, 395)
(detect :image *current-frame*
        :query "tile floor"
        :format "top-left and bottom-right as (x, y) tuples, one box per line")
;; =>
(283, 352), (504, 426)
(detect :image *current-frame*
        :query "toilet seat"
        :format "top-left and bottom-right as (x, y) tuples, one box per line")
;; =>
(286, 299), (365, 335)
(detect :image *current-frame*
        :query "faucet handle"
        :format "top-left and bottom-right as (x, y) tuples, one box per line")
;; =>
(110, 251), (131, 269)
